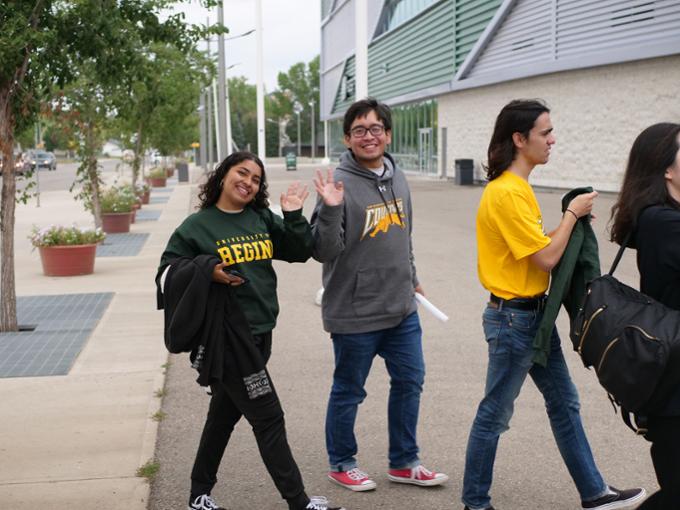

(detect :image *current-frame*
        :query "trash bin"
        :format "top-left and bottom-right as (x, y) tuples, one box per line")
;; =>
(455, 159), (474, 185)
(285, 151), (297, 171)
(176, 162), (189, 182)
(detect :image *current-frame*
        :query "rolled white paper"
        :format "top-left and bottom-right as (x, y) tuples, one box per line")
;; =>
(414, 293), (449, 322)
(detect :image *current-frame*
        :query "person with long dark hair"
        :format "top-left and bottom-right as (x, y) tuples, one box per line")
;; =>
(461, 99), (644, 510)
(158, 152), (345, 510)
(610, 123), (680, 509)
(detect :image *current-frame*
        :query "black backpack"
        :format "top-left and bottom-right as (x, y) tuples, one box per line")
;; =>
(569, 237), (680, 432)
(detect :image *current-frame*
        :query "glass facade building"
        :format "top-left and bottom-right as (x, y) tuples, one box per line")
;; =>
(327, 99), (438, 175)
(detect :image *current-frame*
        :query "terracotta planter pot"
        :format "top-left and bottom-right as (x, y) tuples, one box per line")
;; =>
(149, 177), (167, 187)
(165, 168), (174, 178)
(38, 244), (97, 277)
(102, 212), (132, 233)
(130, 208), (136, 224)
(141, 190), (150, 205)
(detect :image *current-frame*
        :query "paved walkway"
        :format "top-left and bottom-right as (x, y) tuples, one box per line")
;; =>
(148, 165), (655, 510)
(0, 162), (657, 509)
(0, 164), (197, 509)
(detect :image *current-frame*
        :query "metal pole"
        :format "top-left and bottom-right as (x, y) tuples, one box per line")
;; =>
(310, 100), (315, 160)
(354, 0), (368, 99)
(324, 120), (329, 161)
(206, 18), (213, 168)
(225, 69), (233, 156)
(216, 2), (228, 160)
(255, 0), (266, 162)
(296, 112), (301, 157)
(212, 79), (222, 160)
(199, 91), (207, 171)
(207, 86), (214, 168)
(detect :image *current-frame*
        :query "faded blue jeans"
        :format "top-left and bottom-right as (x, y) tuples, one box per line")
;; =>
(462, 304), (608, 509)
(326, 312), (424, 471)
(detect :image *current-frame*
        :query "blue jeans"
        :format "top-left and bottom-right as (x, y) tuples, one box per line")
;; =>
(462, 305), (607, 509)
(326, 312), (425, 471)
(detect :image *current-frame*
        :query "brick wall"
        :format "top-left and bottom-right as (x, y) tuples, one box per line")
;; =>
(438, 55), (680, 191)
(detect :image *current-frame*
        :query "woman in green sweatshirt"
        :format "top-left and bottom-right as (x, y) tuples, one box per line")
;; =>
(159, 151), (344, 510)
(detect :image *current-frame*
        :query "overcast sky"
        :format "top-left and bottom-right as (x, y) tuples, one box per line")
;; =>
(175, 0), (322, 92)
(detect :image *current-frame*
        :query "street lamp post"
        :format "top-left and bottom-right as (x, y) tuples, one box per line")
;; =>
(255, 0), (266, 162)
(309, 100), (315, 160)
(293, 102), (303, 156)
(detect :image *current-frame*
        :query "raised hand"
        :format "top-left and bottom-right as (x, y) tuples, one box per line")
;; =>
(314, 168), (344, 206)
(280, 182), (310, 212)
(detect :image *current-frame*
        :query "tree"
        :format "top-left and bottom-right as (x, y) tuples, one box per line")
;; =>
(0, 0), (222, 332)
(228, 76), (257, 153)
(275, 55), (320, 154)
(113, 43), (213, 187)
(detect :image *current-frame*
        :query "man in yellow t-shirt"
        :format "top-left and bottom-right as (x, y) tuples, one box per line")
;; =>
(461, 100), (645, 510)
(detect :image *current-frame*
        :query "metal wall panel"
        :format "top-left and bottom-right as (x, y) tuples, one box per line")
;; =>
(367, 0), (456, 101)
(459, 0), (680, 86)
(465, 0), (552, 77)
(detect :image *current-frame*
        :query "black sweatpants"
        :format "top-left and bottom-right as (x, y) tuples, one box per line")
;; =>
(638, 415), (680, 509)
(190, 332), (308, 509)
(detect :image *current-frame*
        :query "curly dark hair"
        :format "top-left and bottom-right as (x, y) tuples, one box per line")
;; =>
(485, 99), (550, 181)
(609, 123), (680, 246)
(198, 151), (269, 210)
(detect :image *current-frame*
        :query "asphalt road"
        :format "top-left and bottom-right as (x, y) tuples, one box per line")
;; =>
(149, 164), (655, 510)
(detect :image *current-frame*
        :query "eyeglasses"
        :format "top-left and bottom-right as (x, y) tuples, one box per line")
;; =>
(349, 124), (385, 138)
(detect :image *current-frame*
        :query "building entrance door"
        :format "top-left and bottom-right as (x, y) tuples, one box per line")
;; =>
(418, 128), (433, 174)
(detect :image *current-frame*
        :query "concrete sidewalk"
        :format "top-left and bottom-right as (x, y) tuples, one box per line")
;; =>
(149, 166), (656, 510)
(0, 165), (201, 509)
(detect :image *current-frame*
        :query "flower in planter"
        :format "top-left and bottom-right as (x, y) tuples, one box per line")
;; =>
(30, 224), (106, 248)
(135, 182), (151, 197)
(147, 167), (167, 180)
(100, 185), (137, 213)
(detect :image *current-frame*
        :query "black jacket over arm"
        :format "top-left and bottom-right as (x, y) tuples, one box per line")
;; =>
(157, 255), (271, 396)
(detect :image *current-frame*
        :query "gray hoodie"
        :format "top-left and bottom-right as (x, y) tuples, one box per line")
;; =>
(311, 150), (418, 334)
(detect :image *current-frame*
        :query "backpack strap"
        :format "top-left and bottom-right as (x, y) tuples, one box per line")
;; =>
(621, 407), (649, 436)
(608, 231), (633, 276)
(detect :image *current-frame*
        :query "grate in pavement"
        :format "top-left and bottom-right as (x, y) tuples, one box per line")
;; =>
(135, 210), (162, 222)
(0, 293), (114, 378)
(97, 233), (150, 257)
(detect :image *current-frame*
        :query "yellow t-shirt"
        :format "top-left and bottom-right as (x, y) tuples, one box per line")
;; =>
(477, 171), (551, 299)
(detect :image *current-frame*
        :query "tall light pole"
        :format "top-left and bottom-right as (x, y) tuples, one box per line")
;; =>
(293, 101), (303, 156)
(309, 99), (315, 160)
(198, 97), (207, 171)
(255, 0), (266, 162)
(216, 1), (254, 158)
(206, 17), (214, 168)
(224, 62), (243, 155)
(216, 3), (228, 159)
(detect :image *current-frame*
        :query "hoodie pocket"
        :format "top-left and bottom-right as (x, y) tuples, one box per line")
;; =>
(351, 267), (412, 318)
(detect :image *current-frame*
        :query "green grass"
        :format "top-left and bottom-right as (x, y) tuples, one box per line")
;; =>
(151, 410), (167, 422)
(136, 459), (160, 481)
(154, 388), (167, 398)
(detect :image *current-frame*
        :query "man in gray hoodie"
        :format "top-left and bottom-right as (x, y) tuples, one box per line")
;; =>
(311, 98), (448, 493)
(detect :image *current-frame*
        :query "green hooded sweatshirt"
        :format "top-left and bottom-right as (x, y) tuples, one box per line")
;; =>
(532, 187), (601, 366)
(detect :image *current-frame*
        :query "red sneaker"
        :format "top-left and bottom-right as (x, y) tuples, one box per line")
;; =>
(387, 464), (449, 486)
(328, 468), (377, 491)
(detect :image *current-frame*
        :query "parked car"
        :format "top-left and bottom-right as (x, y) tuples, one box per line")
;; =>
(0, 152), (29, 175)
(25, 149), (57, 171)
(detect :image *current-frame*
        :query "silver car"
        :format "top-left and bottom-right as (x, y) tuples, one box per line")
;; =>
(25, 149), (57, 171)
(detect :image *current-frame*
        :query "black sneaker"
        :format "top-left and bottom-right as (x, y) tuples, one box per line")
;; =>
(463, 506), (495, 510)
(581, 486), (646, 509)
(305, 496), (346, 510)
(188, 494), (226, 510)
